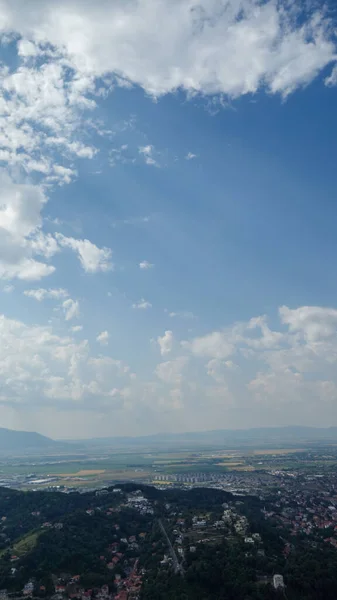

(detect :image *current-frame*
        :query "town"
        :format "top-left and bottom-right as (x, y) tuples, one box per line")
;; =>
(1, 463), (337, 599)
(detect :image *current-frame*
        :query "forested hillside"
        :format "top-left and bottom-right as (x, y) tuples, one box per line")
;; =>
(0, 485), (337, 599)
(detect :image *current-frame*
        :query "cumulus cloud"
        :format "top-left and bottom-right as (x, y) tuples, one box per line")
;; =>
(185, 330), (234, 359)
(184, 314), (285, 358)
(0, 259), (55, 282)
(155, 356), (188, 385)
(132, 299), (152, 310)
(178, 305), (337, 420)
(96, 330), (109, 345)
(3, 304), (337, 434)
(0, 173), (56, 281)
(157, 330), (173, 355)
(185, 152), (197, 160)
(71, 325), (83, 333)
(88, 356), (130, 377)
(0, 42), (97, 180)
(0, 0), (334, 104)
(0, 313), (86, 403)
(0, 35), (105, 286)
(0, 0), (334, 301)
(29, 233), (60, 259)
(138, 145), (158, 166)
(55, 234), (113, 273)
(0, 313), (134, 412)
(0, 163), (104, 285)
(139, 260), (154, 270)
(206, 358), (226, 383)
(62, 298), (80, 321)
(279, 305), (337, 342)
(24, 288), (69, 302)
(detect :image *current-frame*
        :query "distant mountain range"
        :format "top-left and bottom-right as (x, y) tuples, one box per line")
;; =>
(80, 425), (337, 449)
(0, 427), (60, 453)
(2, 425), (337, 454)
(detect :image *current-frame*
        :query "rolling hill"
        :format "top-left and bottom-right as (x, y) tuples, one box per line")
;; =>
(0, 427), (59, 453)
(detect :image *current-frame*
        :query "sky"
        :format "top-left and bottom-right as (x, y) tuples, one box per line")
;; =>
(1, 0), (337, 439)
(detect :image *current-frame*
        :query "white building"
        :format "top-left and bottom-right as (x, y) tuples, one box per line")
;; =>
(273, 574), (285, 590)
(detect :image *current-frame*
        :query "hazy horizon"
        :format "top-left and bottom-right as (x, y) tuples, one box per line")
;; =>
(4, 424), (337, 443)
(1, 0), (337, 438)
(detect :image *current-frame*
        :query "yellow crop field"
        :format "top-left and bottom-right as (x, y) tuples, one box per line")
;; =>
(57, 469), (106, 476)
(252, 448), (306, 455)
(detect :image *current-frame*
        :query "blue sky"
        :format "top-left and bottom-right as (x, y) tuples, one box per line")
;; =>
(1, 0), (337, 438)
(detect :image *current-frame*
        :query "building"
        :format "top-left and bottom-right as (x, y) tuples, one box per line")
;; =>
(95, 489), (108, 496)
(23, 582), (34, 597)
(273, 574), (285, 590)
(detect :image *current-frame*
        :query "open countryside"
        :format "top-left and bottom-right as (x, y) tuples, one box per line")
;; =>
(2, 444), (337, 491)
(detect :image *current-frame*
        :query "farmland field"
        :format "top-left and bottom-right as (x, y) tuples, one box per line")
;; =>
(2, 444), (337, 490)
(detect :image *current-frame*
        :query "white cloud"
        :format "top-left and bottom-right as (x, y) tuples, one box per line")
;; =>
(29, 233), (60, 259)
(139, 260), (154, 270)
(184, 314), (286, 358)
(206, 358), (238, 383)
(3, 284), (14, 293)
(109, 144), (136, 167)
(71, 325), (83, 332)
(0, 258), (55, 281)
(0, 0), (334, 104)
(0, 172), (57, 281)
(62, 298), (80, 321)
(225, 360), (238, 370)
(169, 310), (196, 319)
(52, 165), (77, 185)
(0, 37), (102, 288)
(0, 313), (86, 403)
(139, 145), (153, 156)
(55, 234), (113, 273)
(279, 305), (337, 342)
(245, 315), (284, 349)
(24, 288), (69, 302)
(132, 299), (152, 310)
(3, 303), (337, 434)
(0, 174), (46, 237)
(88, 356), (130, 377)
(185, 331), (234, 359)
(0, 1), (334, 307)
(0, 314), (135, 415)
(206, 358), (226, 383)
(138, 145), (158, 166)
(326, 65), (337, 87)
(185, 152), (197, 160)
(168, 387), (184, 410)
(96, 330), (109, 346)
(0, 51), (97, 181)
(155, 356), (188, 385)
(157, 330), (173, 355)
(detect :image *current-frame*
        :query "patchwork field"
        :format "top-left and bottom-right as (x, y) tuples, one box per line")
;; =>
(57, 469), (106, 476)
(2, 444), (337, 490)
(252, 448), (307, 455)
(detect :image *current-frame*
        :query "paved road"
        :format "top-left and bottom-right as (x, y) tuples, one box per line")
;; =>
(158, 518), (184, 575)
